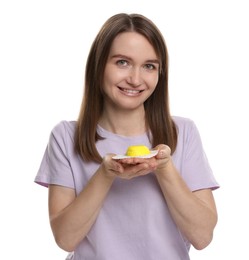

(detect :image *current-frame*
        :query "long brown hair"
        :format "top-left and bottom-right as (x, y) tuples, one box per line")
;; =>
(75, 13), (177, 163)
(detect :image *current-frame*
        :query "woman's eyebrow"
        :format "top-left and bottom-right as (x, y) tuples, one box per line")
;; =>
(146, 59), (160, 64)
(111, 54), (159, 64)
(110, 54), (131, 60)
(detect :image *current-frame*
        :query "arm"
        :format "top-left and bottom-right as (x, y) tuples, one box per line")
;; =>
(48, 157), (116, 252)
(48, 152), (159, 252)
(154, 145), (218, 250)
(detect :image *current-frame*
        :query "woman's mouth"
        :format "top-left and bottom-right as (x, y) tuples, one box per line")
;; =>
(118, 87), (144, 96)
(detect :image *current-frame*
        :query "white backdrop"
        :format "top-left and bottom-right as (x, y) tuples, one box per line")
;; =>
(1, 0), (248, 259)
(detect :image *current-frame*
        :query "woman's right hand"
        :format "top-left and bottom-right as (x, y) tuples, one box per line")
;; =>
(100, 154), (123, 179)
(101, 154), (157, 180)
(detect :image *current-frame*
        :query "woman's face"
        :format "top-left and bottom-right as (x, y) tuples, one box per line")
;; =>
(102, 32), (159, 112)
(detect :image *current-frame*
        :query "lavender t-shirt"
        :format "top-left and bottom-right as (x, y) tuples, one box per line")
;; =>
(35, 116), (219, 260)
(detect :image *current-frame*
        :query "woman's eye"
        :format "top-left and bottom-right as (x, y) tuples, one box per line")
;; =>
(117, 60), (128, 66)
(144, 64), (157, 70)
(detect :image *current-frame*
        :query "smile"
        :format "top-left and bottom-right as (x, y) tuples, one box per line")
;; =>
(118, 87), (144, 95)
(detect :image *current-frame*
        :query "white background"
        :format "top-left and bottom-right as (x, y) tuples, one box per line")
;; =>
(1, 0), (248, 259)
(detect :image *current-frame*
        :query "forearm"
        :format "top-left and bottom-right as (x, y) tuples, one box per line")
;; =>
(155, 159), (217, 250)
(50, 168), (115, 252)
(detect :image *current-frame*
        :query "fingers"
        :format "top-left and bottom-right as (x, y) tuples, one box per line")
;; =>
(154, 145), (171, 159)
(107, 156), (156, 179)
(102, 154), (124, 176)
(103, 145), (171, 180)
(118, 161), (156, 179)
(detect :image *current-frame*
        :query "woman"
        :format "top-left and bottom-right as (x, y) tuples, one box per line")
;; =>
(35, 13), (219, 260)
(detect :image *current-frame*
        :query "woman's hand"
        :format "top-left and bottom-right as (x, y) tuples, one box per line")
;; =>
(107, 144), (172, 179)
(153, 144), (172, 174)
(101, 153), (157, 179)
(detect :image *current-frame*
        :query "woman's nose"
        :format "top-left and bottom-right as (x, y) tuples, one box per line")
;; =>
(126, 67), (142, 87)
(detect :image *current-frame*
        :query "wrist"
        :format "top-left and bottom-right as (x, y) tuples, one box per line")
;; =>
(98, 165), (116, 183)
(155, 157), (174, 176)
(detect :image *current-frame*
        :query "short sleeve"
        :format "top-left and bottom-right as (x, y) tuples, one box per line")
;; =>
(34, 122), (75, 188)
(179, 119), (219, 191)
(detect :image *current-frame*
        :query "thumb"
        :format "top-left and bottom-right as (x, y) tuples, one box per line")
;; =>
(154, 144), (171, 158)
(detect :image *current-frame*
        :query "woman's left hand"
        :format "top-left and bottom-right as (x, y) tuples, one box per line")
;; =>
(153, 144), (172, 174)
(116, 144), (172, 178)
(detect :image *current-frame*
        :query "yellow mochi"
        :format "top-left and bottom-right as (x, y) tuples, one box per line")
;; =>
(125, 145), (150, 156)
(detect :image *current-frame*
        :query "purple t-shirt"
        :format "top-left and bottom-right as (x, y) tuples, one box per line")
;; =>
(35, 116), (219, 260)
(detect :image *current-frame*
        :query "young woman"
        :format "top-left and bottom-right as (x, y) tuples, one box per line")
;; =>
(35, 13), (219, 260)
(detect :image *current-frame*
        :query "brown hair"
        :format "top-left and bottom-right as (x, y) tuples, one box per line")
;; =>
(75, 13), (177, 163)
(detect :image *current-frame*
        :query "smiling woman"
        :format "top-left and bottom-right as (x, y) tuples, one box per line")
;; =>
(34, 13), (219, 260)
(102, 32), (159, 112)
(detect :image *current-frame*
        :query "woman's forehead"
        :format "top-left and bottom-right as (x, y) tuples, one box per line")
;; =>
(109, 32), (158, 61)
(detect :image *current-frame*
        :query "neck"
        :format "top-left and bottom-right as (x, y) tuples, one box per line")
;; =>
(99, 108), (147, 136)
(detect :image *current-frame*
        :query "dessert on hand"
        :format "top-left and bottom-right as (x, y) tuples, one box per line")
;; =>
(125, 145), (150, 156)
(112, 145), (158, 159)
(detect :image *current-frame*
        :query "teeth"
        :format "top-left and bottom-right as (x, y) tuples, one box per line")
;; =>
(121, 88), (141, 94)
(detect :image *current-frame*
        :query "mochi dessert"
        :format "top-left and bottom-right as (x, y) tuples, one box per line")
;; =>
(125, 145), (151, 157)
(112, 145), (158, 159)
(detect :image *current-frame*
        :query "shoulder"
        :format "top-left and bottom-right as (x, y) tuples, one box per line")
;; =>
(50, 120), (77, 144)
(172, 116), (202, 143)
(51, 120), (76, 135)
(172, 116), (196, 130)
(172, 117), (202, 156)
